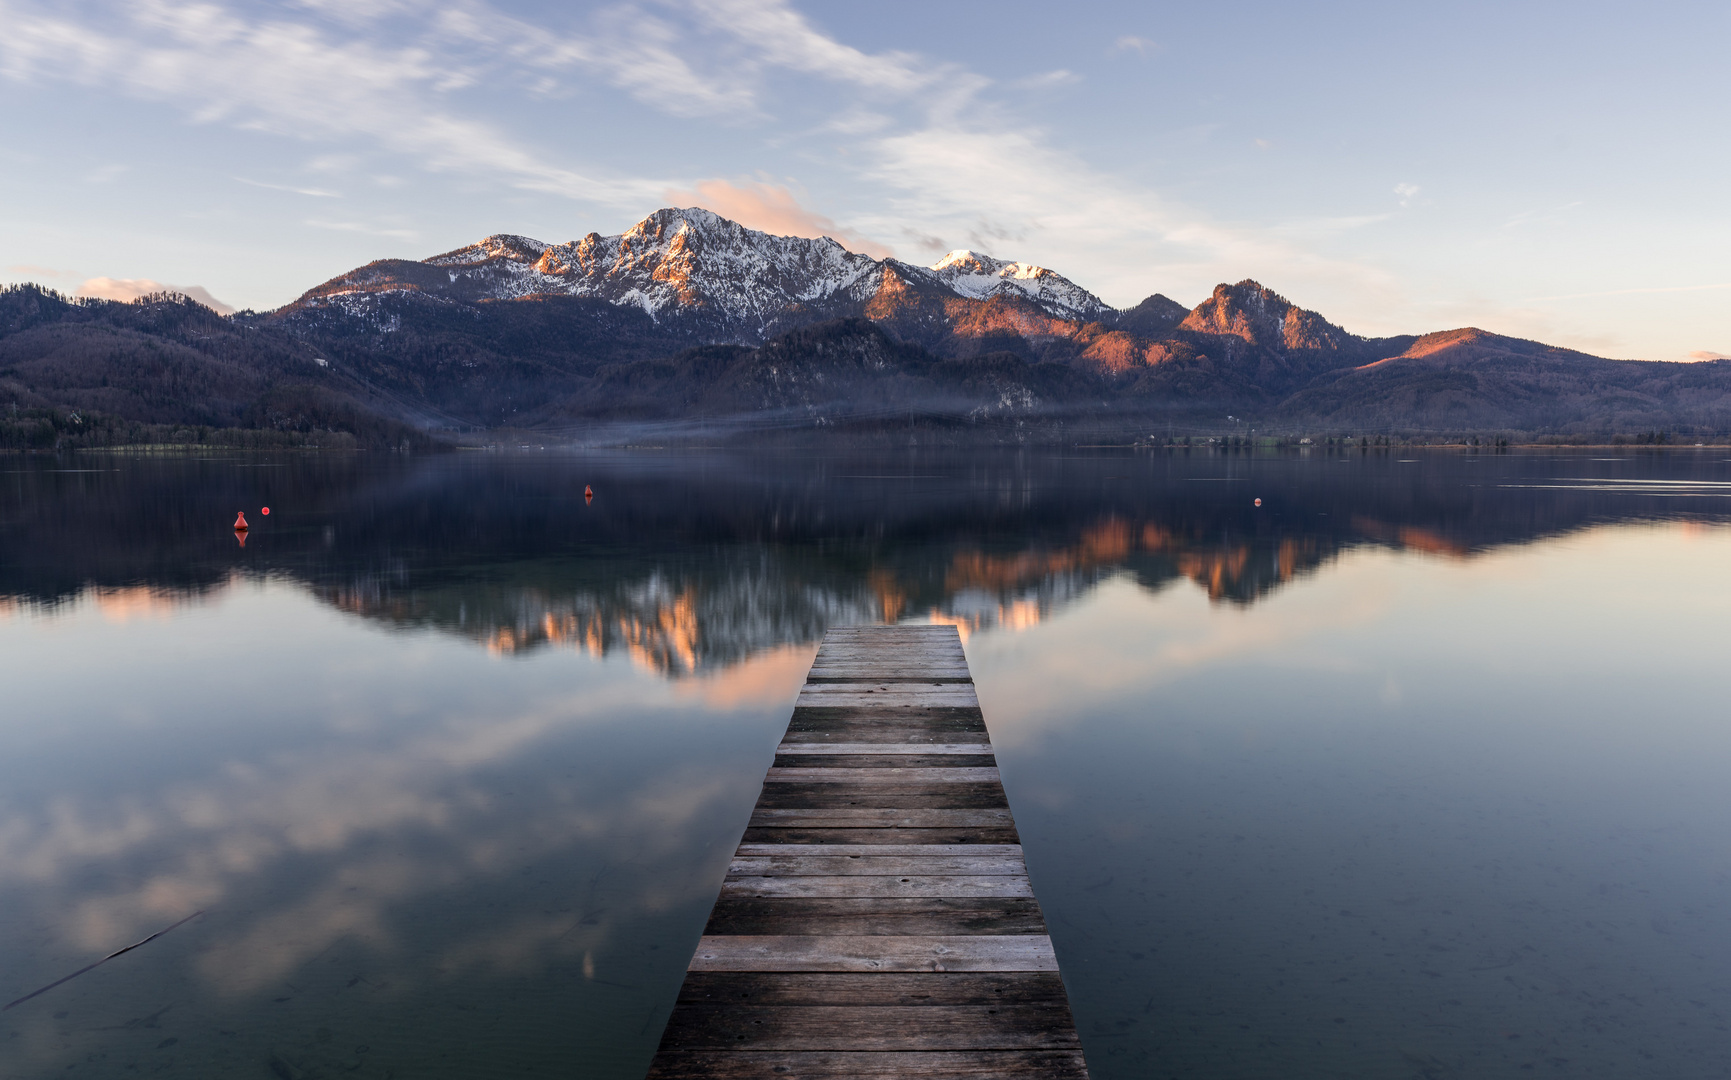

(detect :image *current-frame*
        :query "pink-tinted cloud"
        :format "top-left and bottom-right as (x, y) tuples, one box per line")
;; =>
(1689, 350), (1730, 361)
(75, 277), (236, 315)
(8, 263), (67, 278)
(664, 180), (893, 259)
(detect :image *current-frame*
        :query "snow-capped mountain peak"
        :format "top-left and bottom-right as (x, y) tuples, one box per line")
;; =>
(295, 209), (1117, 340)
(926, 249), (1110, 319)
(427, 233), (549, 267)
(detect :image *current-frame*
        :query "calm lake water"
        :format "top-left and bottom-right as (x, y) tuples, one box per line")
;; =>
(2, 447), (1729, 1079)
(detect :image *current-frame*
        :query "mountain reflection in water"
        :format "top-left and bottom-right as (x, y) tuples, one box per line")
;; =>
(6, 449), (1731, 670)
(4, 448), (1731, 1080)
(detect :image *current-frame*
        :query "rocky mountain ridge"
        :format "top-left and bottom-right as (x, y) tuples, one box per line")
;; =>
(7, 207), (1731, 446)
(286, 207), (1110, 345)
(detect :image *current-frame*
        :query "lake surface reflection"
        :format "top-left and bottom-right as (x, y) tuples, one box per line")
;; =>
(2, 448), (1729, 1078)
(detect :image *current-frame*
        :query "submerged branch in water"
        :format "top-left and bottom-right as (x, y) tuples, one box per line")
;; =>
(2, 911), (205, 1012)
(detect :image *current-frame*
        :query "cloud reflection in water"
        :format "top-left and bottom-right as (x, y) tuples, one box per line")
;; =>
(6, 450), (1731, 1077)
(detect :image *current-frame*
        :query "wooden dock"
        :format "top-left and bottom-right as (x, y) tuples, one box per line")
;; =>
(647, 624), (1090, 1079)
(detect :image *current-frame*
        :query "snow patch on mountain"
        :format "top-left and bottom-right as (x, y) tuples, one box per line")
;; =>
(428, 234), (549, 267)
(927, 250), (1110, 319)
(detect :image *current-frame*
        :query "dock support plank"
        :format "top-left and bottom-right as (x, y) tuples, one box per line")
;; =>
(647, 625), (1089, 1078)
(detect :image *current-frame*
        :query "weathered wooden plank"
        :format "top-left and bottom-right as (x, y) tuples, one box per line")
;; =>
(805, 675), (974, 684)
(747, 809), (1016, 827)
(818, 641), (960, 648)
(764, 767), (1001, 784)
(756, 780), (1007, 798)
(813, 651), (965, 659)
(703, 898), (1048, 936)
(741, 827), (1025, 846)
(798, 681), (974, 691)
(801, 674), (973, 682)
(796, 686), (980, 699)
(647, 1050), (1090, 1079)
(808, 661), (968, 670)
(728, 855), (1027, 876)
(797, 679), (973, 689)
(823, 625), (956, 632)
(687, 935), (1057, 972)
(821, 630), (957, 637)
(810, 654), (967, 660)
(657, 1003), (1081, 1051)
(819, 636), (958, 642)
(806, 666), (970, 676)
(753, 789), (1010, 810)
(720, 876), (1033, 900)
(774, 757), (998, 772)
(794, 696), (983, 711)
(733, 844), (1022, 857)
(670, 971), (1070, 1006)
(789, 706), (984, 725)
(824, 630), (957, 636)
(774, 743), (993, 756)
(781, 726), (989, 745)
(812, 650), (961, 657)
(817, 637), (963, 644)
(810, 660), (967, 667)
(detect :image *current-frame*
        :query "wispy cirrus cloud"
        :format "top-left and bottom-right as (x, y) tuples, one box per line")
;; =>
(681, 0), (934, 95)
(234, 177), (340, 198)
(1015, 69), (1082, 90)
(860, 124), (1400, 309)
(0, 0), (670, 207)
(304, 218), (419, 241)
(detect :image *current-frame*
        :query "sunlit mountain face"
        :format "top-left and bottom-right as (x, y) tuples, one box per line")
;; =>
(6, 448), (1731, 676)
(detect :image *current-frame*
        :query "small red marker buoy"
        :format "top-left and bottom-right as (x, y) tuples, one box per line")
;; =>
(234, 511), (249, 530)
(584, 485), (594, 504)
(261, 507), (270, 516)
(1254, 498), (1262, 507)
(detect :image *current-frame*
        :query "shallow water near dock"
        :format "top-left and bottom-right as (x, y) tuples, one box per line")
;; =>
(1, 447), (1728, 1079)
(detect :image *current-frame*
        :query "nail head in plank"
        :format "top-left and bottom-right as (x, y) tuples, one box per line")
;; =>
(720, 876), (1033, 900)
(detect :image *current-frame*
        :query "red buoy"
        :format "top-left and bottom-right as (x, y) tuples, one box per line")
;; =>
(234, 511), (249, 530)
(1254, 498), (1262, 507)
(584, 485), (593, 498)
(261, 507), (270, 516)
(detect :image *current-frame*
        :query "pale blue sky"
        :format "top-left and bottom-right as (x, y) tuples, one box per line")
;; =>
(1, 0), (1725, 360)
